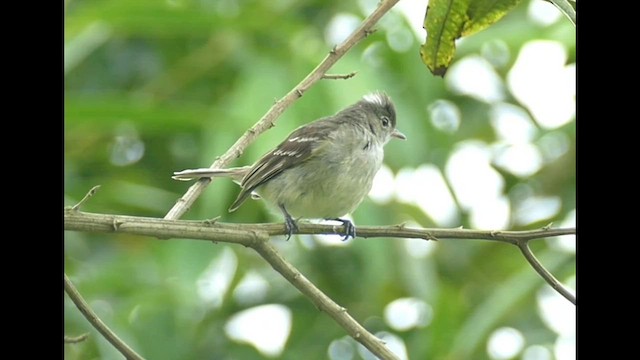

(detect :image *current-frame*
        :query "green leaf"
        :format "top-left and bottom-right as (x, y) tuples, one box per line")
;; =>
(420, 0), (471, 77)
(420, 0), (525, 76)
(463, 0), (523, 36)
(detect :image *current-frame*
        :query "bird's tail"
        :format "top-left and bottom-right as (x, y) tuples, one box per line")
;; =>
(172, 166), (249, 182)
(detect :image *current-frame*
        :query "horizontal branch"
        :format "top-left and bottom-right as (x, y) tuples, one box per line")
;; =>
(64, 209), (575, 357)
(65, 209), (402, 360)
(65, 210), (574, 245)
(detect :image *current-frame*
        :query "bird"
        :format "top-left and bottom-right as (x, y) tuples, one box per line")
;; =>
(172, 91), (406, 240)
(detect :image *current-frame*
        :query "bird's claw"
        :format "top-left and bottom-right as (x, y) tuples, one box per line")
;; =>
(332, 218), (356, 241)
(284, 215), (299, 241)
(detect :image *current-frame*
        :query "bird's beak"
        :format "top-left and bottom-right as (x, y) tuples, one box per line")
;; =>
(392, 129), (407, 140)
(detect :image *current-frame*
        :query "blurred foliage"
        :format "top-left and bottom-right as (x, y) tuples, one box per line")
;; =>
(64, 0), (575, 359)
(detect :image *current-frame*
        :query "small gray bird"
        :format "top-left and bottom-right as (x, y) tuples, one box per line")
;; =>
(173, 92), (406, 240)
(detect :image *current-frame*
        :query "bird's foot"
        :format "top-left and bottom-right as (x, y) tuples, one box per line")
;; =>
(279, 204), (299, 240)
(284, 215), (299, 241)
(329, 218), (356, 241)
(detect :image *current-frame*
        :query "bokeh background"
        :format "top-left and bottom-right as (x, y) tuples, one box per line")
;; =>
(64, 0), (576, 359)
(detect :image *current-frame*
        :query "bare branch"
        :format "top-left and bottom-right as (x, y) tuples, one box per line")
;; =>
(322, 72), (358, 80)
(64, 273), (145, 360)
(251, 235), (400, 359)
(65, 210), (576, 307)
(68, 185), (101, 211)
(517, 241), (576, 304)
(65, 210), (575, 357)
(546, 0), (576, 25)
(64, 210), (401, 359)
(164, 0), (402, 221)
(66, 210), (575, 245)
(64, 333), (89, 343)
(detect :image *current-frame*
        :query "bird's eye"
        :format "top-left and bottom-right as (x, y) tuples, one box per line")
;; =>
(381, 116), (390, 127)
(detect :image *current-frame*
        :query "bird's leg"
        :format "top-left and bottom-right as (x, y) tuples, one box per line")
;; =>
(279, 204), (299, 240)
(328, 218), (356, 241)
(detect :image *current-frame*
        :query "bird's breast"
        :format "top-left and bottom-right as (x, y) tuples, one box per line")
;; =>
(257, 141), (383, 219)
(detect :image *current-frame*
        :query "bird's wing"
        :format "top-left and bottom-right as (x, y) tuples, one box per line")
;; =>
(229, 119), (336, 211)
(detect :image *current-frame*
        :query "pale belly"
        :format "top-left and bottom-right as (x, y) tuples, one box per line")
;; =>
(257, 146), (383, 219)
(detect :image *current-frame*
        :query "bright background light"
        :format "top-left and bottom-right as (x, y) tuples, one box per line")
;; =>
(224, 304), (292, 357)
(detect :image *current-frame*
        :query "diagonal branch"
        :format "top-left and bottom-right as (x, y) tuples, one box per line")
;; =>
(164, 0), (401, 221)
(68, 185), (101, 211)
(249, 233), (401, 360)
(516, 240), (576, 304)
(64, 273), (145, 360)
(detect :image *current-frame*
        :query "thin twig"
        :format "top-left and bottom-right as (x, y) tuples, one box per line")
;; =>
(64, 273), (145, 360)
(70, 185), (101, 211)
(546, 0), (576, 25)
(64, 333), (90, 343)
(322, 72), (358, 80)
(517, 241), (576, 304)
(164, 0), (402, 221)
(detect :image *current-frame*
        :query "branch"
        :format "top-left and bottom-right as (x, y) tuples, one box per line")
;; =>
(164, 0), (401, 221)
(65, 210), (576, 302)
(250, 234), (400, 360)
(67, 185), (101, 211)
(66, 210), (575, 245)
(517, 241), (576, 304)
(546, 0), (576, 26)
(322, 72), (358, 80)
(65, 209), (575, 356)
(64, 333), (89, 344)
(64, 273), (145, 360)
(65, 209), (401, 360)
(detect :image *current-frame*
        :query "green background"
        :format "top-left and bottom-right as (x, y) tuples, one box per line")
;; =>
(64, 0), (575, 359)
